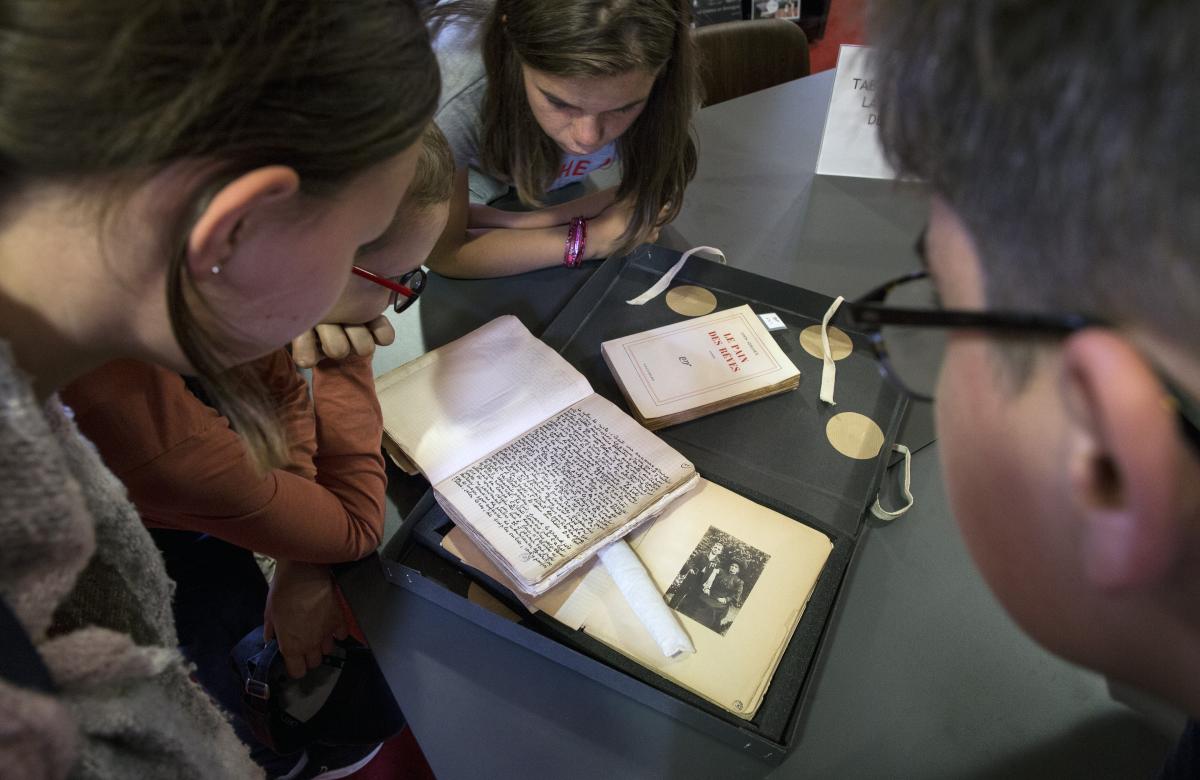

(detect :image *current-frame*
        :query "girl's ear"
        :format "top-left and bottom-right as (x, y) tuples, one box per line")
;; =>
(186, 166), (300, 277)
(1061, 329), (1188, 592)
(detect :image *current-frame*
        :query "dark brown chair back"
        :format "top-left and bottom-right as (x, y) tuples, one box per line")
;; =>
(694, 19), (811, 108)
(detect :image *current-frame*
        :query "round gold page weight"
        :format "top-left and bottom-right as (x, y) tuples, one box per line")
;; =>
(825, 412), (885, 460)
(799, 324), (852, 361)
(665, 285), (718, 317)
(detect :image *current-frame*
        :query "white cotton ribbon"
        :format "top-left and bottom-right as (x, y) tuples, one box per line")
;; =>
(626, 246), (727, 305)
(871, 443), (914, 521)
(819, 296), (845, 405)
(598, 540), (695, 658)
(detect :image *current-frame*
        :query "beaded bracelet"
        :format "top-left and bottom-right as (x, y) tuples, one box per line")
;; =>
(563, 216), (588, 268)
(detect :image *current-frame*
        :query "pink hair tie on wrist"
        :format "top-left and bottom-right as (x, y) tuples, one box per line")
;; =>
(563, 216), (588, 268)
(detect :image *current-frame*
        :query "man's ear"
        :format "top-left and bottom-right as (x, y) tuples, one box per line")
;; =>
(1061, 329), (1183, 592)
(186, 166), (300, 277)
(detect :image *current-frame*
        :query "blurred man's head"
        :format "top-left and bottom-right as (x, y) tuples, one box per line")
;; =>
(872, 0), (1200, 714)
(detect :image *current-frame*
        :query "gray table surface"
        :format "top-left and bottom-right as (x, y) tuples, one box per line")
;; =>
(348, 70), (1174, 778)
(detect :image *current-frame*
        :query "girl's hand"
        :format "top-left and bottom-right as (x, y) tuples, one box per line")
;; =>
(290, 316), (395, 368)
(263, 561), (349, 678)
(586, 199), (665, 259)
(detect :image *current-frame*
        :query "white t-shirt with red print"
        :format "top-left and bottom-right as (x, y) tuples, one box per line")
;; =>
(547, 142), (618, 192)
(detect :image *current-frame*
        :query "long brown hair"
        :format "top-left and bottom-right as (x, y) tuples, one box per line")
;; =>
(0, 0), (439, 468)
(432, 0), (699, 255)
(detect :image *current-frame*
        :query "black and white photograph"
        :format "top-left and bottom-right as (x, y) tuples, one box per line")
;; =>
(665, 526), (770, 636)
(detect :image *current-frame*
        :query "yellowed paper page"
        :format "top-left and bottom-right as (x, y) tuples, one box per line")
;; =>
(434, 392), (699, 595)
(381, 437), (418, 475)
(564, 479), (832, 719)
(376, 316), (592, 484)
(465, 583), (523, 623)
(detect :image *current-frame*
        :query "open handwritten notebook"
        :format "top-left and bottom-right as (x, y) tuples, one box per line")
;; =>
(376, 316), (699, 596)
(443, 479), (833, 719)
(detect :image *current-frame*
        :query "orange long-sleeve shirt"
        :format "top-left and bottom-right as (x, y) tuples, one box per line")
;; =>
(61, 350), (386, 564)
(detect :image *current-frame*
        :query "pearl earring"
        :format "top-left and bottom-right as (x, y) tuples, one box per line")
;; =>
(211, 265), (221, 275)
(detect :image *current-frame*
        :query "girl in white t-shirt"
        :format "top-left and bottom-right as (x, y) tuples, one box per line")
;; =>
(426, 0), (700, 277)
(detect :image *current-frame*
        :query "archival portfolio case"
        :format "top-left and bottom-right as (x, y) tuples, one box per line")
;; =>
(343, 246), (907, 768)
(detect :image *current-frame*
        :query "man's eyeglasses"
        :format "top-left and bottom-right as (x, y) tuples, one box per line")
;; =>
(843, 269), (1200, 455)
(351, 266), (426, 314)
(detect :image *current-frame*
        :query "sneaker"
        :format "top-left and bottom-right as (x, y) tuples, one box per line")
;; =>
(292, 742), (383, 780)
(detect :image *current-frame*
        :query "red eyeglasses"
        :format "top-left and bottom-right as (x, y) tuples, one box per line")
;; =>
(351, 266), (426, 314)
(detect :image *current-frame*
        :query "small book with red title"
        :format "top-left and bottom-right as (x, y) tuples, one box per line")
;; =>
(602, 305), (800, 430)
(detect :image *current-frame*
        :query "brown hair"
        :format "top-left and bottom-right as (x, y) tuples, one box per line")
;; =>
(406, 123), (456, 208)
(870, 0), (1200, 382)
(0, 0), (439, 467)
(432, 0), (699, 255)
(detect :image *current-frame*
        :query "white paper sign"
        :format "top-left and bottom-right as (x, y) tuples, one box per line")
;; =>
(815, 44), (896, 180)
